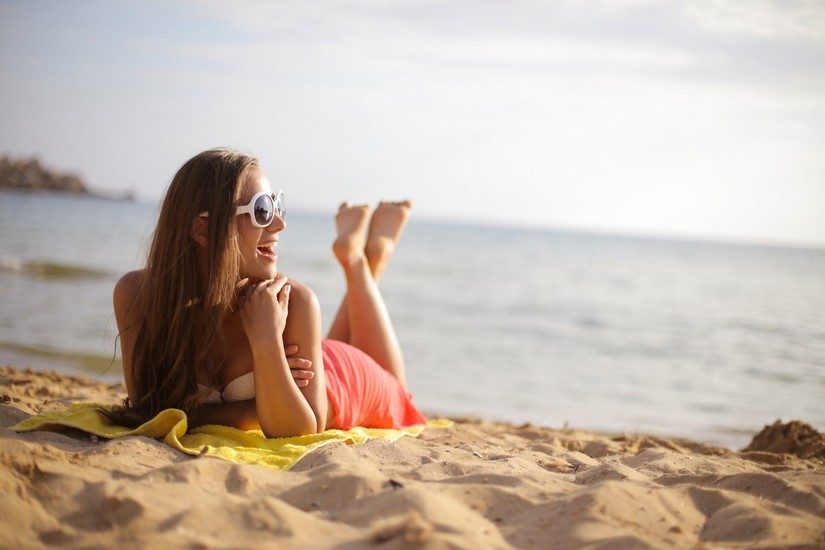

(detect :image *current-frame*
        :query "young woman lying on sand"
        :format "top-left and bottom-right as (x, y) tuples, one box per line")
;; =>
(107, 148), (425, 437)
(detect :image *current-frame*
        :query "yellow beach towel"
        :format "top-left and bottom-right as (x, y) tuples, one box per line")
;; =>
(11, 403), (451, 471)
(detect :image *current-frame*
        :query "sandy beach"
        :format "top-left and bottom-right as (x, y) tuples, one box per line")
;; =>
(1, 365), (824, 548)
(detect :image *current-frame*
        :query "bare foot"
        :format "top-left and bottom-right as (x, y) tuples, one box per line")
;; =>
(332, 202), (372, 267)
(365, 200), (412, 280)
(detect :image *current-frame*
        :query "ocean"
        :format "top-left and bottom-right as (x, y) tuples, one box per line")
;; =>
(1, 191), (823, 448)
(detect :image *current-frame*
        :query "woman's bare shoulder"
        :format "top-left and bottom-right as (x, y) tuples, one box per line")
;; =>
(115, 269), (144, 297)
(285, 277), (319, 309)
(113, 269), (145, 319)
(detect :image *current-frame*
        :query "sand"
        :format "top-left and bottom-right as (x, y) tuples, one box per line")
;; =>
(1, 365), (824, 548)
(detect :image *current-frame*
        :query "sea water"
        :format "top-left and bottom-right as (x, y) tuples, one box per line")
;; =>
(1, 191), (823, 448)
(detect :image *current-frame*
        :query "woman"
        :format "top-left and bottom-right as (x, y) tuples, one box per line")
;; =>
(108, 148), (425, 437)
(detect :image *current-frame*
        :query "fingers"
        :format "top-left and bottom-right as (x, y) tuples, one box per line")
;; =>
(287, 357), (313, 370)
(255, 274), (288, 294)
(278, 283), (291, 306)
(240, 275), (289, 308)
(284, 344), (299, 356)
(288, 356), (314, 388)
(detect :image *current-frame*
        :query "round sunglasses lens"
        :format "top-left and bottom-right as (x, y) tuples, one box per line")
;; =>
(274, 193), (285, 219)
(253, 194), (274, 226)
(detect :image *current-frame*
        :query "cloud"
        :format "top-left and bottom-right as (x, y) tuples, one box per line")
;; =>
(684, 0), (825, 42)
(1, 0), (823, 244)
(169, 0), (825, 98)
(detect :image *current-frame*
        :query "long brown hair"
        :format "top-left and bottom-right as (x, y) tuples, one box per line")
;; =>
(103, 148), (259, 426)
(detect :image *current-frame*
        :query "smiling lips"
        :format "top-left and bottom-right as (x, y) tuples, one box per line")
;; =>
(256, 241), (277, 259)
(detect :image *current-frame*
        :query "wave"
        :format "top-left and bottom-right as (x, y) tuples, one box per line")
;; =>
(0, 340), (121, 375)
(0, 256), (110, 280)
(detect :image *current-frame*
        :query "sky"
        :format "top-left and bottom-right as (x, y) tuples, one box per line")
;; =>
(1, 0), (824, 246)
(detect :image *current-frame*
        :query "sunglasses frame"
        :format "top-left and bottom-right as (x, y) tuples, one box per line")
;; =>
(199, 190), (285, 228)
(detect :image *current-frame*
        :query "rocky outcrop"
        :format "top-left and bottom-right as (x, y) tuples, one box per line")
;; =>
(0, 155), (90, 194)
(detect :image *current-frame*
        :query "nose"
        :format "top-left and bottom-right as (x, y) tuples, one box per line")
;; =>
(266, 213), (286, 233)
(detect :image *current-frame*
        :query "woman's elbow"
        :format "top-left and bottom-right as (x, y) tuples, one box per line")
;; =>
(261, 417), (317, 439)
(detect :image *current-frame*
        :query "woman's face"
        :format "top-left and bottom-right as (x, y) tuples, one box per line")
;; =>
(236, 168), (286, 281)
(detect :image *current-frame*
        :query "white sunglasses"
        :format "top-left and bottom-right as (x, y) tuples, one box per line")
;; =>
(199, 190), (286, 228)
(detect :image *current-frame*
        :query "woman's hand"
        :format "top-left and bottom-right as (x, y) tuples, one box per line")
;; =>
(285, 344), (314, 388)
(237, 275), (291, 345)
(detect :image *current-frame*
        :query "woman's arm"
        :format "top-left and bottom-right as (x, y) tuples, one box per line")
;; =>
(189, 345), (316, 430)
(239, 275), (319, 437)
(250, 336), (317, 437)
(282, 279), (328, 432)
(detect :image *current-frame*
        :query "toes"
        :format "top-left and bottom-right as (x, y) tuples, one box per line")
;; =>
(376, 200), (412, 209)
(339, 202), (372, 212)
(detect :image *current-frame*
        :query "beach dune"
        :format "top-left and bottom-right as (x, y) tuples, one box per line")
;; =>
(1, 365), (823, 548)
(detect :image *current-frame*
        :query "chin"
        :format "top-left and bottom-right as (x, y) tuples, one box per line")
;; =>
(247, 267), (278, 281)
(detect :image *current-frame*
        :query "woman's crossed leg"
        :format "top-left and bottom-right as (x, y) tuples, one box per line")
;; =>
(327, 201), (411, 388)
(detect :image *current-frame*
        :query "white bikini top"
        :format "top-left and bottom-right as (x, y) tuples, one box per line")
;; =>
(197, 372), (256, 404)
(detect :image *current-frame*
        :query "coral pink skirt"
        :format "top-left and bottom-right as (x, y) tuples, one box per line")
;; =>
(322, 339), (426, 430)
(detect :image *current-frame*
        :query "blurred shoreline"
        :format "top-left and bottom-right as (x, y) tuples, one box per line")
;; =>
(0, 157), (135, 201)
(1, 192), (824, 450)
